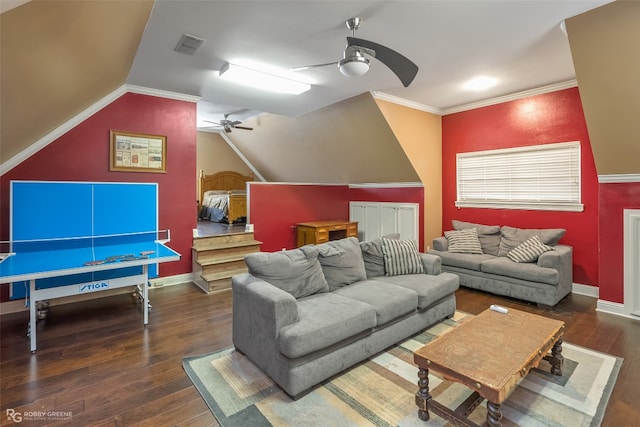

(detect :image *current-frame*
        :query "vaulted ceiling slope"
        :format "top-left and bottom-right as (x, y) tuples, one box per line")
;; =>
(214, 93), (420, 184)
(0, 0), (153, 163)
(566, 1), (640, 176)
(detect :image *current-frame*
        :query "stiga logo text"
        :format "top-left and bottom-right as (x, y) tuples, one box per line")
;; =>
(79, 282), (109, 293)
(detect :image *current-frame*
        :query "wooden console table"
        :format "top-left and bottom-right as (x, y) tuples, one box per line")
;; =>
(296, 220), (358, 247)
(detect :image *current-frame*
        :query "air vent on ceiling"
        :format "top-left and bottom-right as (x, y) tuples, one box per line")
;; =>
(174, 33), (205, 55)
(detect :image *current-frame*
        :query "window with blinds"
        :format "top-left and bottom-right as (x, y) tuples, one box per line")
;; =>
(456, 141), (583, 212)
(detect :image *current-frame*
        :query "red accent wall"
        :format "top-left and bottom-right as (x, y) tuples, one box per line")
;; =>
(599, 182), (640, 303)
(248, 184), (424, 252)
(0, 93), (196, 301)
(442, 87), (599, 286)
(248, 184), (351, 252)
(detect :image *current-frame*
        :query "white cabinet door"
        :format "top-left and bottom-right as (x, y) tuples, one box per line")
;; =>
(350, 202), (418, 242)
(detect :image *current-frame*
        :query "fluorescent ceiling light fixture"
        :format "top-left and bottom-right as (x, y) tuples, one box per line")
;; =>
(219, 63), (311, 95)
(463, 75), (498, 91)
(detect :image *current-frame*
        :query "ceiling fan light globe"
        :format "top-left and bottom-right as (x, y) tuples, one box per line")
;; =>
(338, 57), (370, 78)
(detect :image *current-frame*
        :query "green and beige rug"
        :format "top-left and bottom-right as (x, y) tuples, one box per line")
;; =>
(183, 311), (622, 427)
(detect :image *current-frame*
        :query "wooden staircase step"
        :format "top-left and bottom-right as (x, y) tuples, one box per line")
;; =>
(202, 259), (247, 275)
(196, 253), (246, 265)
(192, 242), (261, 261)
(193, 239), (262, 252)
(191, 231), (261, 295)
(202, 268), (248, 282)
(192, 233), (257, 250)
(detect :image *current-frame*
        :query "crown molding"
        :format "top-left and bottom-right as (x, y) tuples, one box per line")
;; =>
(349, 182), (423, 188)
(442, 80), (578, 115)
(371, 91), (442, 115)
(1, 85), (202, 176)
(1, 85), (128, 176)
(598, 174), (640, 183)
(371, 80), (579, 116)
(218, 132), (266, 182)
(125, 85), (200, 103)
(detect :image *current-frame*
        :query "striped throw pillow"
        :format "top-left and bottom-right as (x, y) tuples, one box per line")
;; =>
(381, 238), (424, 276)
(444, 228), (483, 254)
(507, 235), (553, 263)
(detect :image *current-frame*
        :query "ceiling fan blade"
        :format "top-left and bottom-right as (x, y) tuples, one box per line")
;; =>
(203, 120), (223, 126)
(229, 120), (243, 126)
(291, 61), (339, 71)
(347, 37), (418, 87)
(233, 126), (254, 131)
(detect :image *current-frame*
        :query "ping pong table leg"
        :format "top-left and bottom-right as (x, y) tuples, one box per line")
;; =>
(143, 265), (149, 326)
(29, 280), (37, 352)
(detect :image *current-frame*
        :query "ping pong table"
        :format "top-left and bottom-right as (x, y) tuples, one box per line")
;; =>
(0, 232), (180, 352)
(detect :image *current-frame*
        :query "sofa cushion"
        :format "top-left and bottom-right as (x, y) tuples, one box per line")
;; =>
(373, 272), (459, 310)
(452, 220), (501, 256)
(245, 246), (329, 299)
(278, 293), (376, 359)
(507, 235), (554, 263)
(382, 238), (424, 276)
(333, 280), (418, 325)
(480, 257), (559, 285)
(428, 249), (494, 271)
(360, 233), (400, 279)
(498, 226), (566, 256)
(444, 228), (483, 254)
(317, 237), (367, 291)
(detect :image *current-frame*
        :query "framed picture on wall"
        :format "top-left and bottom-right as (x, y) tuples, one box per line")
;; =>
(110, 130), (167, 173)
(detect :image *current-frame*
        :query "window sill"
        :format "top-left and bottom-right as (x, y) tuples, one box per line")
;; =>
(455, 201), (584, 212)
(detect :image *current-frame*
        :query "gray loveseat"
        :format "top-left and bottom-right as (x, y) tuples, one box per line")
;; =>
(232, 236), (459, 398)
(428, 220), (572, 307)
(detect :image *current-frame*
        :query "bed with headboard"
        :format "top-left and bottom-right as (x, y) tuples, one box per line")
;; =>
(198, 170), (253, 224)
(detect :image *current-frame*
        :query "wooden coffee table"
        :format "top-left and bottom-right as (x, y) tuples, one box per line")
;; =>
(413, 308), (565, 427)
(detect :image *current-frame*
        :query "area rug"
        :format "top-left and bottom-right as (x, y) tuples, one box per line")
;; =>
(183, 311), (622, 427)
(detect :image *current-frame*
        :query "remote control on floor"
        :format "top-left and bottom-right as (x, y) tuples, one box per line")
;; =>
(490, 304), (509, 314)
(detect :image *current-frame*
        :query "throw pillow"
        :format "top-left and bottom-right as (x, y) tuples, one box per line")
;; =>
(498, 226), (566, 256)
(381, 238), (424, 276)
(317, 237), (367, 291)
(244, 246), (329, 298)
(360, 233), (400, 278)
(507, 235), (554, 263)
(444, 228), (483, 254)
(452, 220), (501, 256)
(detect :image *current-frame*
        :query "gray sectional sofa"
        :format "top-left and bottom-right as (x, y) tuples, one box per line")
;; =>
(428, 220), (573, 307)
(232, 236), (459, 398)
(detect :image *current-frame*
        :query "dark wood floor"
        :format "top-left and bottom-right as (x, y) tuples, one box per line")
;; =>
(195, 220), (246, 238)
(1, 285), (639, 426)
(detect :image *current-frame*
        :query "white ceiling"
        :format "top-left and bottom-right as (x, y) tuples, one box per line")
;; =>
(126, 0), (613, 126)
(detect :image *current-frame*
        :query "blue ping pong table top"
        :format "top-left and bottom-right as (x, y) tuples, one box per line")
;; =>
(0, 238), (180, 283)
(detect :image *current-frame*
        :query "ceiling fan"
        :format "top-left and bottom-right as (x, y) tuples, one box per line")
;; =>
(292, 17), (419, 87)
(203, 114), (253, 133)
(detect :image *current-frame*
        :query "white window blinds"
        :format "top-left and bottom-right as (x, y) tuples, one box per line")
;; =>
(456, 141), (583, 212)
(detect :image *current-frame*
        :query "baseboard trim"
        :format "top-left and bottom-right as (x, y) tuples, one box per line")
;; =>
(572, 283), (599, 298)
(149, 273), (192, 288)
(595, 299), (639, 319)
(0, 273), (193, 316)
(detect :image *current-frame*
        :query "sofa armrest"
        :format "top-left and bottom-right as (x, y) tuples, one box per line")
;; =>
(419, 253), (442, 275)
(433, 236), (448, 252)
(537, 244), (573, 288)
(232, 273), (299, 352)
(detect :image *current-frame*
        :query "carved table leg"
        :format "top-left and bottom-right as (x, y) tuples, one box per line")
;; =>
(550, 337), (564, 376)
(415, 367), (431, 421)
(486, 401), (502, 427)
